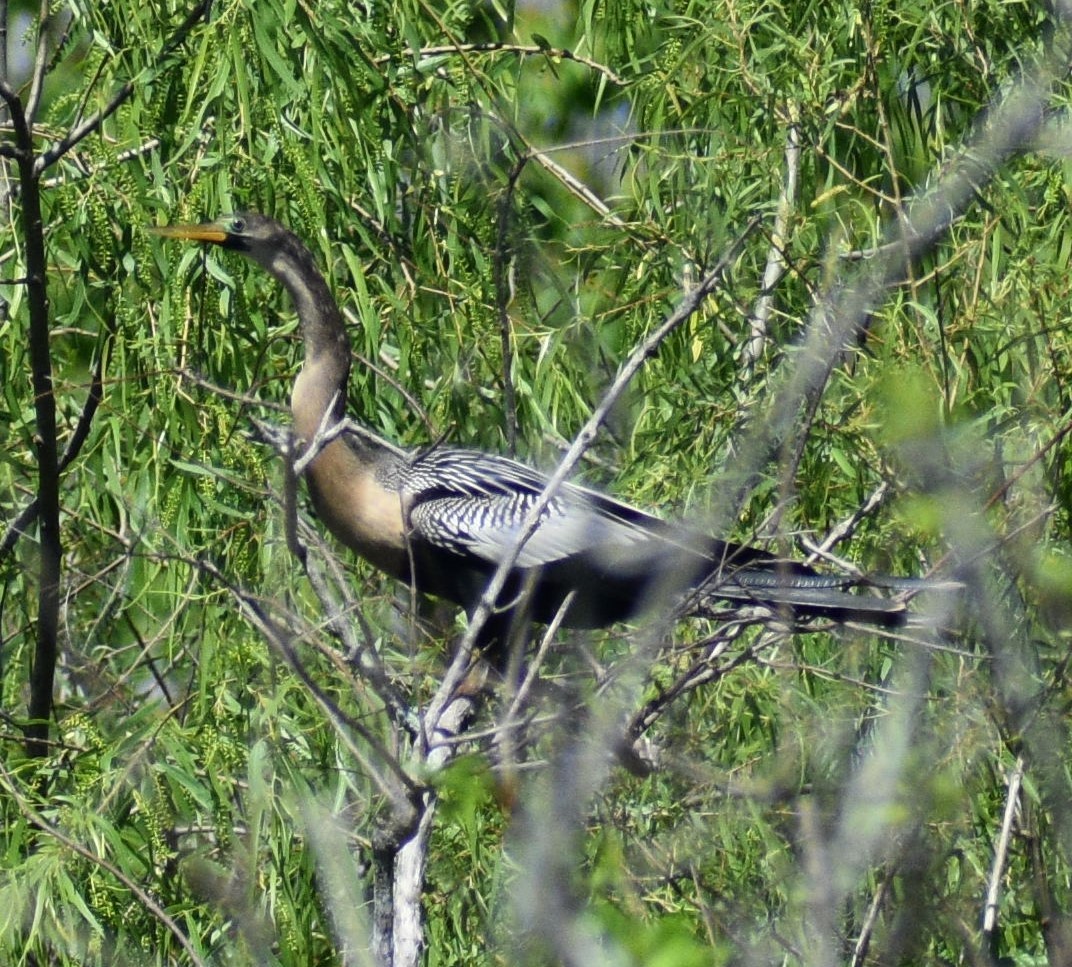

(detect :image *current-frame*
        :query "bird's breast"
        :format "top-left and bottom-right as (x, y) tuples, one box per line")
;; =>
(303, 438), (410, 579)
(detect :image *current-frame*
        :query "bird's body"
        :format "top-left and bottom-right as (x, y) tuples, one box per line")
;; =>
(151, 213), (932, 640)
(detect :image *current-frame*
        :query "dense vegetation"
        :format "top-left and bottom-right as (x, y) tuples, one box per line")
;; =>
(1, 0), (1071, 963)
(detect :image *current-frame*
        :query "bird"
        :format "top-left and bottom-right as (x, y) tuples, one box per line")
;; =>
(150, 213), (936, 648)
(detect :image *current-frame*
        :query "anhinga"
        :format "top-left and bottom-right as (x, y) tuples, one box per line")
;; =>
(151, 213), (934, 643)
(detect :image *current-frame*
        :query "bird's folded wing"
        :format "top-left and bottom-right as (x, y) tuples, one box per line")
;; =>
(406, 491), (655, 568)
(400, 447), (684, 567)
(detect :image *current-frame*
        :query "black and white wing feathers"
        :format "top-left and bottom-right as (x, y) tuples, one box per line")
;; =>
(401, 448), (670, 570)
(387, 445), (934, 627)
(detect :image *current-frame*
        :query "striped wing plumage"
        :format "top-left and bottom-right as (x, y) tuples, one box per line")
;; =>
(402, 448), (665, 570)
(393, 446), (931, 628)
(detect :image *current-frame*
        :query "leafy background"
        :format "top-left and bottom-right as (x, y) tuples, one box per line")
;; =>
(1, 0), (1071, 964)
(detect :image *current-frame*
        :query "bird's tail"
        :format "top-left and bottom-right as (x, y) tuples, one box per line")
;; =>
(691, 569), (958, 628)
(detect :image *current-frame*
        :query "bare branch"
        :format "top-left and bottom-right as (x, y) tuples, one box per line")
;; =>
(493, 158), (524, 454)
(373, 41), (627, 87)
(743, 107), (800, 370)
(0, 756), (208, 966)
(24, 0), (54, 125)
(850, 866), (893, 967)
(33, 0), (214, 176)
(458, 216), (762, 658)
(982, 755), (1025, 940)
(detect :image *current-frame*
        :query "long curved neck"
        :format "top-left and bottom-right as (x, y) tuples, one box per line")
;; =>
(259, 235), (352, 446)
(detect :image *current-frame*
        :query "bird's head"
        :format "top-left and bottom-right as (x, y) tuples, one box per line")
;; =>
(149, 213), (289, 270)
(150, 212), (344, 351)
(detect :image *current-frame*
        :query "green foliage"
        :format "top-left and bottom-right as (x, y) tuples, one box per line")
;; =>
(1, 0), (1071, 963)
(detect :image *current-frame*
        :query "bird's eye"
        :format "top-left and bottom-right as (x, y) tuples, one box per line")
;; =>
(230, 217), (246, 233)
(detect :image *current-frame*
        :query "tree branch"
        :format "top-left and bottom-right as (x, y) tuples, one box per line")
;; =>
(0, 757), (208, 966)
(198, 558), (420, 821)
(0, 327), (111, 560)
(0, 78), (60, 759)
(743, 107), (800, 370)
(720, 47), (1062, 528)
(373, 41), (627, 87)
(24, 0), (54, 126)
(457, 216), (763, 660)
(33, 0), (214, 176)
(982, 755), (1024, 943)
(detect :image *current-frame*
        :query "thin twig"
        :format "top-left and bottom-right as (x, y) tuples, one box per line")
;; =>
(850, 865), (893, 967)
(493, 592), (576, 797)
(744, 109), (800, 370)
(24, 0), (53, 125)
(248, 413), (415, 728)
(493, 158), (525, 454)
(800, 481), (891, 567)
(198, 558), (420, 820)
(33, 0), (214, 176)
(0, 757), (208, 967)
(457, 216), (762, 663)
(373, 41), (627, 87)
(627, 623), (762, 740)
(983, 755), (1025, 938)
(342, 306), (438, 436)
(39, 137), (161, 189)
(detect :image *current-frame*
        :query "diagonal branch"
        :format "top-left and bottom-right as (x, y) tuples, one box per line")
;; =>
(0, 756), (208, 966)
(33, 0), (214, 176)
(982, 755), (1025, 942)
(450, 216), (763, 677)
(0, 326), (111, 560)
(196, 558), (420, 823)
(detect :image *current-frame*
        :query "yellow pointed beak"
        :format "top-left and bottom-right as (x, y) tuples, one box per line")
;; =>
(147, 223), (229, 243)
